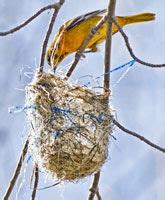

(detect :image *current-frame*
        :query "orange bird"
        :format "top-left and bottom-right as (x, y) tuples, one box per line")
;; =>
(46, 9), (155, 69)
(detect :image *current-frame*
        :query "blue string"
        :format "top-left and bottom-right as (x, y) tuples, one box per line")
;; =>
(26, 155), (31, 163)
(8, 105), (37, 114)
(84, 59), (136, 86)
(54, 130), (62, 139)
(51, 106), (72, 115)
(51, 105), (106, 127)
(96, 59), (135, 80)
(110, 59), (135, 73)
(88, 112), (104, 123)
(51, 106), (76, 124)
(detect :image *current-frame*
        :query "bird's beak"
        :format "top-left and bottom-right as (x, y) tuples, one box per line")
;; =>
(52, 63), (58, 72)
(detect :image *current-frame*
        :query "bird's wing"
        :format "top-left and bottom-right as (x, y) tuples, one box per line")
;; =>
(65, 9), (107, 31)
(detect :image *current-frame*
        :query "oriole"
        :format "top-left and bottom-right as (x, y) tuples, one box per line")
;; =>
(46, 9), (155, 69)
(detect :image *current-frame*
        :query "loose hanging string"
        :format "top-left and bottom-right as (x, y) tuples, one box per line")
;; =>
(83, 59), (135, 87)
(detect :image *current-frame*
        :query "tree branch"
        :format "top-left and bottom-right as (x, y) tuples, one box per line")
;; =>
(113, 118), (165, 153)
(31, 165), (39, 200)
(87, 171), (101, 200)
(0, 4), (59, 37)
(104, 0), (116, 94)
(96, 189), (102, 200)
(111, 18), (165, 68)
(2, 139), (29, 200)
(88, 2), (117, 200)
(39, 0), (65, 73)
(65, 15), (107, 79)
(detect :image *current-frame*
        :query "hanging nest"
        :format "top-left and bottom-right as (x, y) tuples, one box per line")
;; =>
(26, 72), (113, 181)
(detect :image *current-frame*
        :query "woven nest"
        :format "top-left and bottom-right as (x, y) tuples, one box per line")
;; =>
(26, 72), (112, 181)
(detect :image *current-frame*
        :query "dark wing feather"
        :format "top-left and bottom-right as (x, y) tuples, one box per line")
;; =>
(66, 9), (107, 31)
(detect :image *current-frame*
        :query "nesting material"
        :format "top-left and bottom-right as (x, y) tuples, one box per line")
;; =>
(26, 72), (112, 181)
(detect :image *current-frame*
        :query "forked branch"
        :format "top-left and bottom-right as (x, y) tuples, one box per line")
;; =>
(0, 3), (60, 36)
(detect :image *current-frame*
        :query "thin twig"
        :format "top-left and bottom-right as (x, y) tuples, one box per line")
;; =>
(112, 18), (165, 68)
(31, 165), (39, 200)
(37, 181), (61, 191)
(0, 4), (59, 36)
(65, 16), (107, 79)
(39, 0), (65, 73)
(87, 171), (101, 200)
(113, 118), (165, 153)
(2, 139), (29, 200)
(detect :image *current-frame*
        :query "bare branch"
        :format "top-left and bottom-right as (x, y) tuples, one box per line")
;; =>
(113, 118), (165, 153)
(31, 165), (39, 200)
(88, 2), (117, 200)
(96, 189), (102, 200)
(2, 139), (29, 200)
(39, 0), (65, 73)
(0, 4), (59, 37)
(65, 16), (107, 79)
(112, 18), (165, 68)
(104, 0), (116, 94)
(87, 171), (101, 200)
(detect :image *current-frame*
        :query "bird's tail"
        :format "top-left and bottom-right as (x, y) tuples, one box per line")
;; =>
(118, 13), (155, 26)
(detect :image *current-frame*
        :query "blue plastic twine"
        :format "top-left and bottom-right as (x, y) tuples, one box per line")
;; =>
(84, 59), (135, 86)
(96, 59), (135, 80)
(8, 105), (37, 114)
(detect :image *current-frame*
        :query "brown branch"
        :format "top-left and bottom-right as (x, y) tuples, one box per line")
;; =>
(0, 4), (59, 37)
(104, 0), (116, 94)
(65, 16), (107, 79)
(96, 189), (102, 200)
(113, 118), (165, 153)
(87, 171), (101, 200)
(39, 0), (65, 73)
(31, 165), (39, 200)
(112, 18), (165, 68)
(2, 139), (29, 200)
(88, 2), (117, 200)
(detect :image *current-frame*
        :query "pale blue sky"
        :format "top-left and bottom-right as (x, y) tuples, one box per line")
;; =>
(0, 0), (165, 200)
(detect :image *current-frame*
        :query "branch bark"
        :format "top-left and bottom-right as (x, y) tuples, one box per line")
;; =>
(88, 1), (117, 200)
(87, 171), (101, 200)
(0, 4), (59, 36)
(112, 18), (165, 68)
(31, 165), (39, 200)
(113, 118), (165, 153)
(2, 139), (29, 200)
(104, 0), (116, 94)
(39, 0), (65, 73)
(65, 16), (107, 79)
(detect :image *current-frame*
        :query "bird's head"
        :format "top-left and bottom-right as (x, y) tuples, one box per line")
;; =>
(46, 47), (68, 71)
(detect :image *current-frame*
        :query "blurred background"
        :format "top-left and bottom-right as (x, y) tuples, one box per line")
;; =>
(0, 0), (165, 199)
